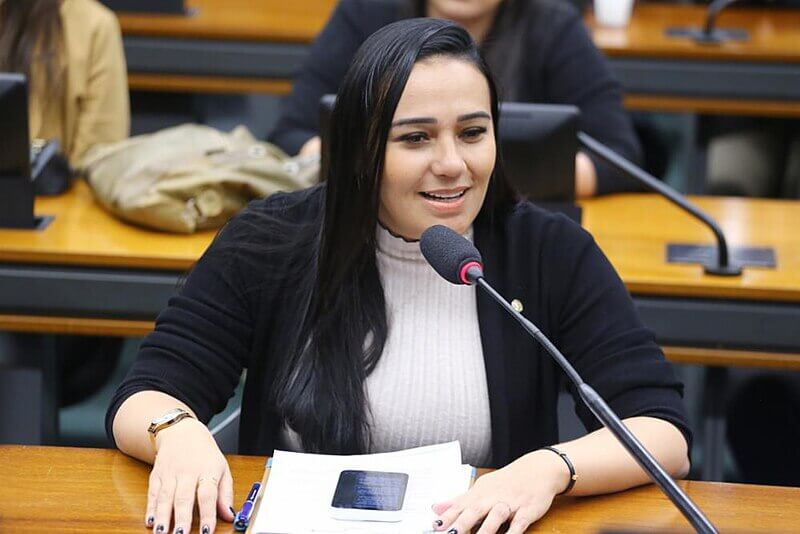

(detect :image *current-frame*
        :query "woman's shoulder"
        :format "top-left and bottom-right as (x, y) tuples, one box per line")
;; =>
(244, 183), (325, 220)
(523, 0), (581, 23)
(519, 0), (584, 44)
(217, 184), (325, 245)
(503, 200), (594, 256)
(61, 0), (119, 30)
(199, 185), (324, 283)
(335, 0), (406, 32)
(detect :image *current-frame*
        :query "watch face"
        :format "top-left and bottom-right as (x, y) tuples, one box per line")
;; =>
(149, 409), (189, 434)
(155, 409), (184, 424)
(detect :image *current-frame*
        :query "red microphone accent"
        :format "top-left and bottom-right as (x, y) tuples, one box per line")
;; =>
(459, 261), (483, 285)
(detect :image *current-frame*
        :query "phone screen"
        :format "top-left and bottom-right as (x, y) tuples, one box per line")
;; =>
(331, 470), (409, 511)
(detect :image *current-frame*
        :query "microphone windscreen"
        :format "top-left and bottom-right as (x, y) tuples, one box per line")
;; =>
(420, 225), (483, 285)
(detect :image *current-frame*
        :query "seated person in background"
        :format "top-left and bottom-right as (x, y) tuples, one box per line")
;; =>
(706, 117), (800, 198)
(0, 0), (129, 166)
(268, 0), (643, 198)
(0, 0), (129, 407)
(108, 19), (690, 534)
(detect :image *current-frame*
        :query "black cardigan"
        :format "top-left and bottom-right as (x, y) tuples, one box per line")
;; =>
(107, 186), (690, 467)
(268, 0), (643, 195)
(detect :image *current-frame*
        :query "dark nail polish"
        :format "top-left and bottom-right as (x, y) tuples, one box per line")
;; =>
(155, 526), (165, 534)
(434, 519), (443, 527)
(448, 529), (458, 534)
(202, 526), (210, 534)
(146, 516), (154, 526)
(174, 529), (184, 534)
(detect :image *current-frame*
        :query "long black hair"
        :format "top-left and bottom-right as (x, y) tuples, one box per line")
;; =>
(0, 0), (63, 103)
(271, 17), (516, 454)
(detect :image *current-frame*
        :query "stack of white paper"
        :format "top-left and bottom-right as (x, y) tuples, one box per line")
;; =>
(251, 441), (473, 534)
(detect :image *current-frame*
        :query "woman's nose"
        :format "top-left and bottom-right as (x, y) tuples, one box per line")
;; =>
(431, 136), (466, 179)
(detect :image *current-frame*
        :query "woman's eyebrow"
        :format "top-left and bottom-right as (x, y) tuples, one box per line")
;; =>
(457, 111), (491, 122)
(391, 117), (436, 127)
(391, 111), (490, 128)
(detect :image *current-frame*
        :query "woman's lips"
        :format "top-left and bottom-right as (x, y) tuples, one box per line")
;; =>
(418, 188), (468, 212)
(419, 189), (466, 202)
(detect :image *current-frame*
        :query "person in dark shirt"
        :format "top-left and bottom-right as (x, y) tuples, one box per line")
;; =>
(108, 19), (689, 534)
(268, 0), (643, 197)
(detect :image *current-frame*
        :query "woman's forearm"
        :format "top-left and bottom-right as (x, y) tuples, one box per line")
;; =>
(543, 416), (690, 496)
(575, 151), (598, 198)
(112, 390), (199, 464)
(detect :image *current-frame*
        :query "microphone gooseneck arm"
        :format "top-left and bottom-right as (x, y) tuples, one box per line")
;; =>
(577, 132), (740, 276)
(473, 275), (718, 534)
(703, 0), (742, 35)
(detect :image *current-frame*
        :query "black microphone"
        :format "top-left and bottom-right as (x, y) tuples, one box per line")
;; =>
(665, 0), (748, 44)
(420, 225), (718, 534)
(419, 224), (484, 285)
(577, 131), (742, 277)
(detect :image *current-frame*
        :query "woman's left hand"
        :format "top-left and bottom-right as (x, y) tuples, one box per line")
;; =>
(431, 449), (570, 534)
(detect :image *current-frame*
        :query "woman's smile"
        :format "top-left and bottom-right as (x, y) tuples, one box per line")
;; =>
(419, 186), (470, 212)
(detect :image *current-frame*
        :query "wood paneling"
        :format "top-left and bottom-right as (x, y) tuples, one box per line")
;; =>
(663, 346), (800, 370)
(624, 94), (800, 118)
(128, 73), (292, 95)
(0, 315), (154, 337)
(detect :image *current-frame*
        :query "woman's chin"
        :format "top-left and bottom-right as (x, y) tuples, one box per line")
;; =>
(422, 218), (469, 237)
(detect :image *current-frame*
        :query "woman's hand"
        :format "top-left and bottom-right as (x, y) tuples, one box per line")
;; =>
(298, 136), (322, 158)
(146, 418), (235, 534)
(432, 449), (570, 534)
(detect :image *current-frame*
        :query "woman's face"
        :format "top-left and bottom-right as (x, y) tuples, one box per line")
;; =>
(379, 56), (495, 240)
(426, 0), (504, 25)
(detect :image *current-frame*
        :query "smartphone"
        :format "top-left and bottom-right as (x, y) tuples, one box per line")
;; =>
(330, 469), (409, 522)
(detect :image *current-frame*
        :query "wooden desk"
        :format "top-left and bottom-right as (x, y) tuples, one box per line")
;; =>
(587, 4), (800, 117)
(117, 2), (800, 117)
(2, 182), (799, 355)
(1, 445), (799, 533)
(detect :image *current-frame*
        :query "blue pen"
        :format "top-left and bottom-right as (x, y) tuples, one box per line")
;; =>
(234, 481), (262, 531)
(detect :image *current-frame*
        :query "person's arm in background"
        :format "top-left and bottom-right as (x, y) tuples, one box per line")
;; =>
(535, 4), (643, 196)
(70, 8), (129, 164)
(267, 0), (396, 155)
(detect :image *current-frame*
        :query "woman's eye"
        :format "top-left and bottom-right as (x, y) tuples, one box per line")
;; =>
(400, 132), (428, 144)
(461, 127), (487, 141)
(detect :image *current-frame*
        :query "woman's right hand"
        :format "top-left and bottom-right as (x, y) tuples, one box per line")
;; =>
(146, 418), (235, 534)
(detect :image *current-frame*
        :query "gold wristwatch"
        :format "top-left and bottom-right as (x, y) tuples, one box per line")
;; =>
(148, 408), (194, 438)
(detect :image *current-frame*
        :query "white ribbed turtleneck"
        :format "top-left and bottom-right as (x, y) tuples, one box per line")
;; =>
(280, 225), (492, 466)
(368, 225), (492, 466)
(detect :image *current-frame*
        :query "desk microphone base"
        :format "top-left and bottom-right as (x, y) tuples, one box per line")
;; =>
(665, 27), (748, 44)
(667, 243), (777, 276)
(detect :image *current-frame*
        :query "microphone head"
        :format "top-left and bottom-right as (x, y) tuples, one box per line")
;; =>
(420, 225), (484, 285)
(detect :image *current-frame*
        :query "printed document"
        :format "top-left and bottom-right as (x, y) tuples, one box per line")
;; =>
(251, 441), (473, 534)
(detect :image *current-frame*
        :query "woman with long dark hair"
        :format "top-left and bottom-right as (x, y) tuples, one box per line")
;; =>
(269, 0), (643, 198)
(109, 19), (690, 534)
(0, 0), (129, 165)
